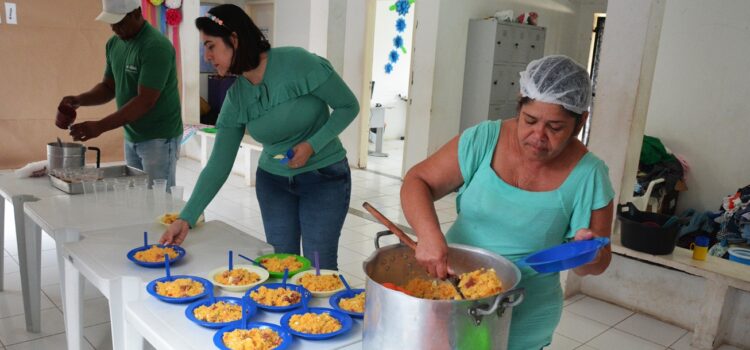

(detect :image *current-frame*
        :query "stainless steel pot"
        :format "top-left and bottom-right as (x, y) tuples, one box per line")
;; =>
(362, 231), (524, 350)
(47, 142), (100, 170)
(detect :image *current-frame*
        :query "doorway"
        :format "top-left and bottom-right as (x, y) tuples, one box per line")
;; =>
(362, 0), (415, 179)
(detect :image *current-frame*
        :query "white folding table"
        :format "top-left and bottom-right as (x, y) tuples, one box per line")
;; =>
(23, 190), (177, 339)
(62, 220), (275, 350)
(0, 174), (67, 331)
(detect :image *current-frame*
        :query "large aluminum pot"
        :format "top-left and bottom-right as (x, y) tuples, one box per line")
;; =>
(47, 142), (100, 170)
(363, 231), (524, 350)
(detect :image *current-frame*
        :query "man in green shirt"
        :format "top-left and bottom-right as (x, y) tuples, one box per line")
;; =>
(59, 0), (182, 187)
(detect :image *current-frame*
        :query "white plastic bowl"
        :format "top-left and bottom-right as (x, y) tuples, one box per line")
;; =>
(209, 264), (270, 292)
(289, 269), (346, 298)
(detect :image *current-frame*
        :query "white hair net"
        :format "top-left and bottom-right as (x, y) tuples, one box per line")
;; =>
(519, 55), (592, 114)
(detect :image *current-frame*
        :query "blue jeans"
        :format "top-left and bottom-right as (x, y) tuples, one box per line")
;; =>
(256, 158), (351, 270)
(124, 136), (181, 188)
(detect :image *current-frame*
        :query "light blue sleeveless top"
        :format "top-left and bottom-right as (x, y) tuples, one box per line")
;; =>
(446, 120), (614, 350)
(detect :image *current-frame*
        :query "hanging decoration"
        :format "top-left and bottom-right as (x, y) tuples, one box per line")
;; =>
(141, 0), (182, 74)
(384, 0), (415, 74)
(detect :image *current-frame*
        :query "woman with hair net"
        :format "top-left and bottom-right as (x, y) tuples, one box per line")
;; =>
(401, 55), (614, 349)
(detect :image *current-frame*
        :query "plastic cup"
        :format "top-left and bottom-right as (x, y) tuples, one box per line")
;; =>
(152, 179), (167, 193)
(113, 183), (129, 203)
(170, 186), (184, 201)
(55, 104), (77, 130)
(93, 180), (107, 200)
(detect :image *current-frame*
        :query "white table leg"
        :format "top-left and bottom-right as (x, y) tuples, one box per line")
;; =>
(111, 276), (144, 350)
(14, 195), (41, 333)
(243, 145), (252, 186)
(0, 197), (5, 291)
(56, 229), (81, 316)
(200, 133), (208, 168)
(250, 148), (261, 187)
(64, 255), (84, 350)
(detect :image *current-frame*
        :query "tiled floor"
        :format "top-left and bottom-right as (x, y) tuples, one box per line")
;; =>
(1, 158), (746, 350)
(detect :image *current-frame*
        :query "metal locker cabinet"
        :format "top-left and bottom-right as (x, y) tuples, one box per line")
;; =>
(460, 19), (546, 131)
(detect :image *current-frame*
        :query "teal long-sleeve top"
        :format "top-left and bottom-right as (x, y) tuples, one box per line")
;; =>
(180, 47), (359, 227)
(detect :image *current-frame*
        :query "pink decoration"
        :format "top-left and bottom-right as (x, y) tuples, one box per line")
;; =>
(166, 8), (182, 26)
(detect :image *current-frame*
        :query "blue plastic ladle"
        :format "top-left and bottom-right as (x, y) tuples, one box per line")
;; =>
(241, 298), (250, 328)
(339, 274), (354, 297)
(237, 254), (263, 267)
(143, 231), (148, 247)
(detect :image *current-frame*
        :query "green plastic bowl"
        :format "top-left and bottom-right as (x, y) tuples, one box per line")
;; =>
(255, 253), (311, 279)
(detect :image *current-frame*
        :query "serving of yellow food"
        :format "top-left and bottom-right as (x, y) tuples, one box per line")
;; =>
(297, 273), (343, 292)
(160, 212), (180, 225)
(222, 328), (283, 350)
(193, 301), (242, 323)
(338, 292), (365, 313)
(249, 286), (302, 307)
(155, 278), (204, 298)
(403, 278), (462, 300)
(134, 245), (179, 263)
(260, 256), (303, 273)
(288, 312), (342, 334)
(214, 268), (261, 286)
(457, 268), (503, 299)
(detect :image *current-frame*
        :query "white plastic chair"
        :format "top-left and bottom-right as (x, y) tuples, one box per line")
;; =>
(632, 178), (664, 212)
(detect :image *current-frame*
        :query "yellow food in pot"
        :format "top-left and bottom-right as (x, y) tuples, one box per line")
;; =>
(458, 268), (503, 299)
(260, 256), (303, 273)
(193, 301), (242, 323)
(249, 286), (302, 306)
(135, 245), (179, 262)
(338, 292), (365, 313)
(155, 278), (204, 298)
(298, 273), (343, 292)
(289, 312), (342, 334)
(222, 328), (283, 350)
(214, 268), (261, 286)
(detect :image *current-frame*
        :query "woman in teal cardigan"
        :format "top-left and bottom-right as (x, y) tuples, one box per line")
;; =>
(401, 55), (615, 349)
(160, 4), (359, 270)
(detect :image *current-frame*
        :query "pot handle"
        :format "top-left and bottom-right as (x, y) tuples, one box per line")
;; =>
(87, 147), (101, 168)
(469, 287), (525, 326)
(374, 230), (395, 249)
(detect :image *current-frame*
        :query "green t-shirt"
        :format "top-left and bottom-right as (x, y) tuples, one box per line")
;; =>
(104, 22), (182, 142)
(179, 47), (359, 227)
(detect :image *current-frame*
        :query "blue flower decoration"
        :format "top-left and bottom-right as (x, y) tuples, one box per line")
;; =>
(396, 18), (407, 32)
(393, 35), (404, 49)
(389, 50), (399, 63)
(395, 0), (411, 16)
(385, 63), (393, 74)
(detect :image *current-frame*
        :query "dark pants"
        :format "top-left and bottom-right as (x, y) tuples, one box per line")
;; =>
(255, 158), (351, 270)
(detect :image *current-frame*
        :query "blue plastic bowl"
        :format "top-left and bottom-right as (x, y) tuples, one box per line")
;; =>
(517, 237), (610, 273)
(245, 283), (312, 312)
(213, 322), (292, 350)
(185, 296), (253, 329)
(728, 248), (750, 265)
(329, 289), (365, 319)
(146, 275), (213, 304)
(280, 307), (353, 340)
(127, 244), (186, 268)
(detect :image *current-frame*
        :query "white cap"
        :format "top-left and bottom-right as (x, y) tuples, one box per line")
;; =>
(95, 0), (140, 24)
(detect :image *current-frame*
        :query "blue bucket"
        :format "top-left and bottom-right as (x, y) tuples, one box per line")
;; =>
(517, 237), (610, 273)
(728, 248), (750, 265)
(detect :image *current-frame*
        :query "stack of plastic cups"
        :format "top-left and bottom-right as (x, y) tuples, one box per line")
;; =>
(152, 179), (168, 213)
(114, 177), (131, 205)
(93, 180), (107, 202)
(131, 178), (148, 207)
